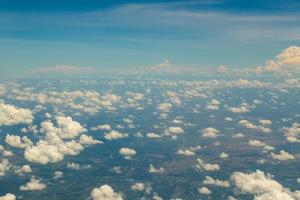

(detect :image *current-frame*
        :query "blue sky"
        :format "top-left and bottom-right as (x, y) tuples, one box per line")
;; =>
(0, 0), (299, 75)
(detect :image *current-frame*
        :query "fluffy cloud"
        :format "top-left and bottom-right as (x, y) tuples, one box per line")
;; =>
(0, 159), (10, 176)
(119, 147), (136, 159)
(228, 102), (250, 113)
(206, 99), (220, 110)
(270, 150), (295, 161)
(203, 176), (230, 187)
(79, 134), (102, 145)
(20, 177), (47, 191)
(0, 103), (33, 126)
(15, 164), (32, 175)
(24, 116), (99, 164)
(90, 124), (111, 131)
(53, 171), (63, 179)
(157, 102), (172, 113)
(196, 158), (220, 171)
(104, 130), (128, 140)
(165, 127), (184, 139)
(148, 164), (164, 174)
(256, 46), (300, 73)
(177, 149), (195, 156)
(198, 187), (211, 195)
(0, 193), (16, 200)
(282, 123), (300, 143)
(41, 116), (86, 139)
(231, 170), (300, 200)
(146, 132), (161, 139)
(5, 134), (32, 149)
(202, 127), (220, 138)
(131, 183), (145, 191)
(239, 120), (271, 134)
(91, 185), (123, 200)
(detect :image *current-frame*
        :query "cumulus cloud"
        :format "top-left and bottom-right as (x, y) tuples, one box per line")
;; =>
(79, 134), (102, 145)
(67, 162), (91, 170)
(270, 150), (295, 161)
(91, 184), (123, 200)
(231, 170), (300, 200)
(228, 102), (251, 113)
(90, 124), (111, 131)
(119, 147), (136, 159)
(165, 127), (184, 139)
(20, 177), (47, 191)
(177, 149), (195, 156)
(0, 193), (16, 200)
(203, 176), (230, 187)
(5, 134), (32, 149)
(0, 159), (10, 176)
(131, 183), (145, 191)
(198, 187), (211, 195)
(15, 164), (32, 175)
(282, 123), (300, 143)
(148, 164), (164, 174)
(206, 99), (220, 110)
(196, 158), (220, 171)
(256, 46), (300, 73)
(0, 103), (33, 126)
(104, 130), (128, 140)
(202, 127), (220, 138)
(239, 120), (271, 134)
(24, 116), (99, 164)
(157, 102), (172, 113)
(53, 171), (63, 179)
(220, 152), (229, 159)
(146, 132), (161, 139)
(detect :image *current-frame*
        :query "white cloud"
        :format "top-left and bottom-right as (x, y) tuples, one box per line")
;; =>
(202, 127), (220, 138)
(24, 116), (91, 164)
(256, 46), (300, 73)
(0, 193), (16, 200)
(249, 140), (266, 147)
(5, 134), (32, 149)
(228, 102), (250, 113)
(131, 183), (145, 191)
(53, 171), (63, 179)
(206, 99), (220, 110)
(0, 159), (10, 176)
(231, 170), (300, 200)
(220, 152), (229, 159)
(196, 158), (220, 171)
(91, 124), (111, 131)
(67, 162), (91, 170)
(203, 176), (230, 188)
(270, 150), (295, 161)
(79, 134), (102, 145)
(148, 164), (164, 174)
(91, 185), (123, 200)
(20, 177), (47, 191)
(15, 164), (32, 175)
(239, 120), (271, 134)
(119, 147), (136, 159)
(104, 130), (128, 140)
(177, 149), (195, 156)
(198, 187), (211, 195)
(146, 132), (161, 139)
(157, 102), (172, 113)
(282, 123), (300, 143)
(165, 127), (184, 139)
(0, 103), (33, 126)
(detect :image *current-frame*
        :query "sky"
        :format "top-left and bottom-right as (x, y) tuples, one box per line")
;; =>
(0, 0), (300, 75)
